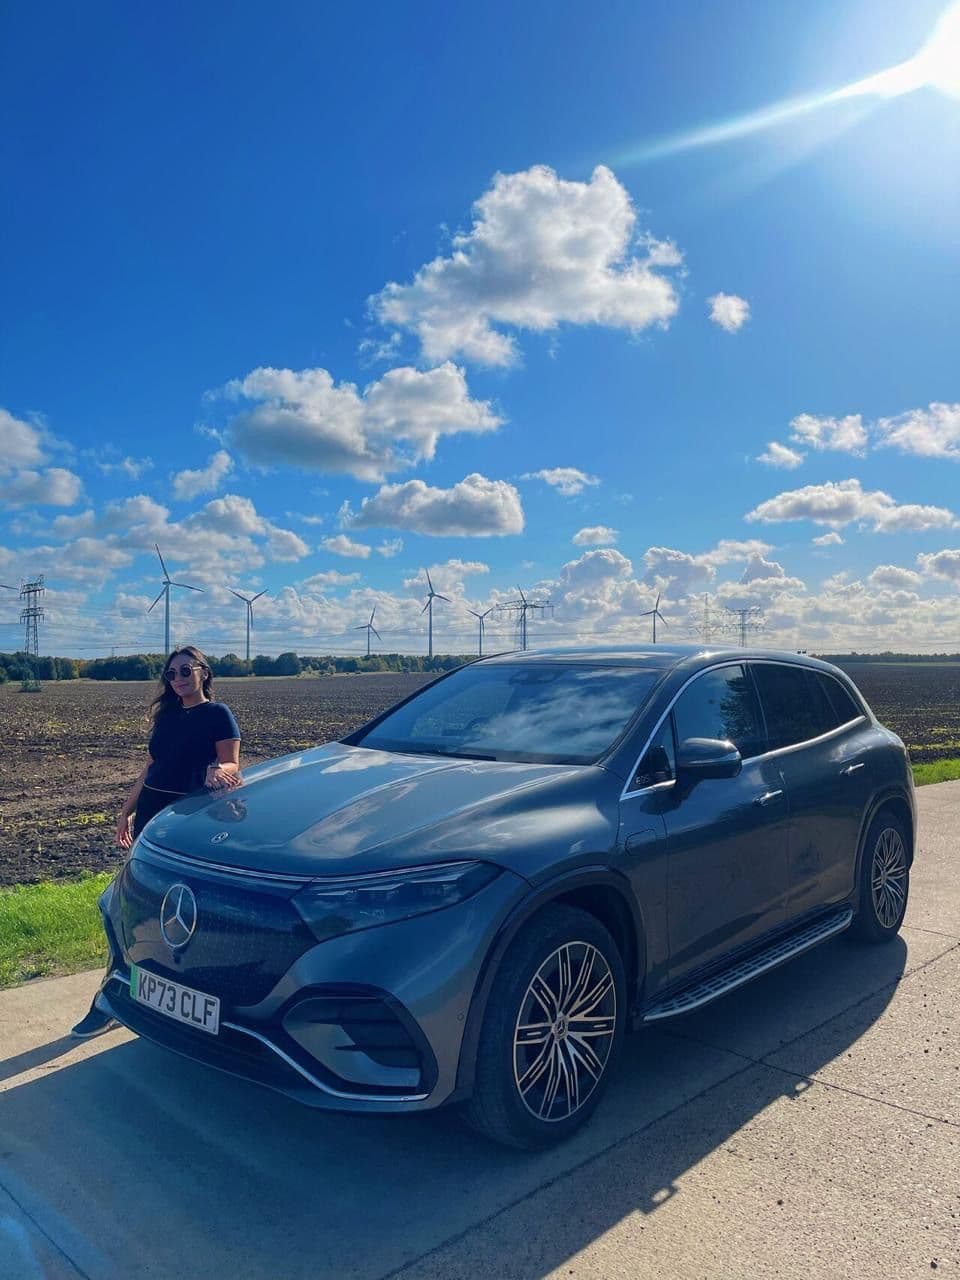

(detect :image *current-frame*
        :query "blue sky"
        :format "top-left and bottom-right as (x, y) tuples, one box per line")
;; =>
(1, 0), (959, 657)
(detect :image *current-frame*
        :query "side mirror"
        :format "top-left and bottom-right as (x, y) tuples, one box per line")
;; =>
(676, 737), (742, 780)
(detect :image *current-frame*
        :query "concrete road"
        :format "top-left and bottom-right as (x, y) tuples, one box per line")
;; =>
(1, 782), (958, 1280)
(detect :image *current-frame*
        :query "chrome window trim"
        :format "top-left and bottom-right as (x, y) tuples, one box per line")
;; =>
(620, 658), (868, 801)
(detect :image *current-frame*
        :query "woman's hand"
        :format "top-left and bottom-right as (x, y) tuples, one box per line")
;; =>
(116, 813), (133, 850)
(205, 763), (242, 791)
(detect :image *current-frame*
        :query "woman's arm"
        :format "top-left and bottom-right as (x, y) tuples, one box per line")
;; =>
(117, 755), (153, 849)
(205, 738), (242, 790)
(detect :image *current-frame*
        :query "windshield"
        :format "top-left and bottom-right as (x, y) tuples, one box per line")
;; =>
(350, 663), (658, 764)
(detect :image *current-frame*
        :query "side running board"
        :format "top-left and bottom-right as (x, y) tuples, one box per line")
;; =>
(643, 907), (855, 1022)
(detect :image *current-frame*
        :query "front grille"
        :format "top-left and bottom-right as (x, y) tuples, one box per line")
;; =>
(116, 853), (315, 1009)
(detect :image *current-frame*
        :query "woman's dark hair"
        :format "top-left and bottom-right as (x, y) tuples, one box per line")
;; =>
(149, 645), (215, 725)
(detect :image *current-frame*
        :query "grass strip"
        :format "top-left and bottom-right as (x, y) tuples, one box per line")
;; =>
(912, 757), (960, 787)
(0, 872), (112, 988)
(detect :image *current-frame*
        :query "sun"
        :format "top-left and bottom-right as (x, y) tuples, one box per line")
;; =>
(617, 1), (960, 165)
(835, 0), (960, 101)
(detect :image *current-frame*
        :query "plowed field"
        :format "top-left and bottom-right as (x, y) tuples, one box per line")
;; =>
(0, 662), (956, 886)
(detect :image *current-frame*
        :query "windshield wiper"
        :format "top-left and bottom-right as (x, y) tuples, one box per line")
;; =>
(393, 745), (498, 761)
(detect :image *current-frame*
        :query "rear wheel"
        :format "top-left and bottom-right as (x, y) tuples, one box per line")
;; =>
(462, 904), (626, 1149)
(850, 809), (909, 942)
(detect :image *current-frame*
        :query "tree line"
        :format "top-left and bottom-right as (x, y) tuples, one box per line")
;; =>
(0, 650), (472, 683)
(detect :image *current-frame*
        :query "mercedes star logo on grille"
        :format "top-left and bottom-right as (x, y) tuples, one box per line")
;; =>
(160, 883), (198, 950)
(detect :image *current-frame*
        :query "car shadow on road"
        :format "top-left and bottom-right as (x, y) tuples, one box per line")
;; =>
(0, 935), (913, 1280)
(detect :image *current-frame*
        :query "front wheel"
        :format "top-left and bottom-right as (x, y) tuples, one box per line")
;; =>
(850, 809), (910, 943)
(462, 904), (626, 1149)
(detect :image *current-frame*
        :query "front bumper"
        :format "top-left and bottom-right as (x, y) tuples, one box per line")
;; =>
(98, 842), (526, 1113)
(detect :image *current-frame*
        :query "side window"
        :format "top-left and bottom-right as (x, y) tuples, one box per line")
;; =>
(751, 664), (834, 750)
(673, 665), (764, 759)
(818, 673), (864, 726)
(632, 718), (676, 790)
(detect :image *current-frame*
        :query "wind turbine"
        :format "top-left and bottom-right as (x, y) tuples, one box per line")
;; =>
(641, 591), (668, 643)
(468, 606), (495, 657)
(354, 607), (382, 658)
(229, 588), (267, 662)
(147, 544), (203, 654)
(420, 570), (450, 659)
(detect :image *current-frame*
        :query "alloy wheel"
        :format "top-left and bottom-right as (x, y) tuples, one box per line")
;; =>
(871, 827), (907, 928)
(513, 941), (617, 1123)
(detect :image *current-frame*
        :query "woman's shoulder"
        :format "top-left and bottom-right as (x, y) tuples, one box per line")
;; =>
(206, 700), (241, 732)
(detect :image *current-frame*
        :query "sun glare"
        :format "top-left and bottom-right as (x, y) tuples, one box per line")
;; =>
(617, 1), (960, 165)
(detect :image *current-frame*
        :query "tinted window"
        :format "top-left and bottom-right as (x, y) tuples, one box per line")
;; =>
(673, 665), (764, 758)
(632, 717), (676, 789)
(752, 663), (835, 750)
(817, 673), (864, 726)
(354, 663), (658, 765)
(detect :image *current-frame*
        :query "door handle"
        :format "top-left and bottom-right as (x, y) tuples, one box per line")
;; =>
(840, 762), (865, 776)
(625, 829), (660, 853)
(753, 789), (783, 807)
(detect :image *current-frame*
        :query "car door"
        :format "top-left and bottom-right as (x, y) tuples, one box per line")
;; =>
(749, 662), (875, 918)
(627, 663), (790, 984)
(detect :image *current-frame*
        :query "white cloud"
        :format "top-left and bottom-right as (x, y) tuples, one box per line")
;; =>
(558, 548), (634, 591)
(813, 531), (844, 547)
(740, 554), (788, 582)
(348, 473), (525, 537)
(572, 525), (618, 546)
(643, 545), (715, 593)
(302, 570), (361, 589)
(96, 455), (153, 479)
(524, 467), (601, 497)
(875, 402), (960, 461)
(707, 293), (750, 333)
(0, 468), (82, 508)
(0, 410), (49, 471)
(746, 479), (956, 532)
(757, 441), (805, 469)
(701, 539), (774, 566)
(403, 559), (489, 598)
(371, 164), (682, 367)
(16, 537), (133, 586)
(789, 413), (867, 455)
(266, 527), (311, 562)
(193, 493), (263, 536)
(868, 564), (924, 591)
(377, 537), (403, 558)
(224, 362), (502, 481)
(172, 450), (234, 500)
(321, 534), (372, 559)
(917, 549), (960, 583)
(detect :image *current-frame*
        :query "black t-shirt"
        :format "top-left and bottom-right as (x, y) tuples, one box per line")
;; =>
(145, 701), (241, 794)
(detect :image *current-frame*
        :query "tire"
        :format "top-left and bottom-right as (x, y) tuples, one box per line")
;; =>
(461, 904), (627, 1150)
(850, 808), (910, 943)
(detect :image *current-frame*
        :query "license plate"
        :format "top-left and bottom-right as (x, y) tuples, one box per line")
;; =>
(129, 964), (220, 1035)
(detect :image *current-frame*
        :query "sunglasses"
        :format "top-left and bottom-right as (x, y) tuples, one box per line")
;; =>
(164, 663), (203, 681)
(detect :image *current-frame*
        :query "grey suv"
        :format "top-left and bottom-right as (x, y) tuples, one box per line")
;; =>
(93, 646), (915, 1148)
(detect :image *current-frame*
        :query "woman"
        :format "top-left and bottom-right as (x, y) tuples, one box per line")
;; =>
(72, 645), (242, 1038)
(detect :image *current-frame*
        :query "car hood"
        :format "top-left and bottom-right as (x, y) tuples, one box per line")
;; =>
(141, 742), (602, 878)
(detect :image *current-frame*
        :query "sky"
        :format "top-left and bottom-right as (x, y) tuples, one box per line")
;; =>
(1, 0), (959, 658)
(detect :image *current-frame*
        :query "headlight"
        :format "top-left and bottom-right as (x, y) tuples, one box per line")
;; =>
(292, 860), (501, 942)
